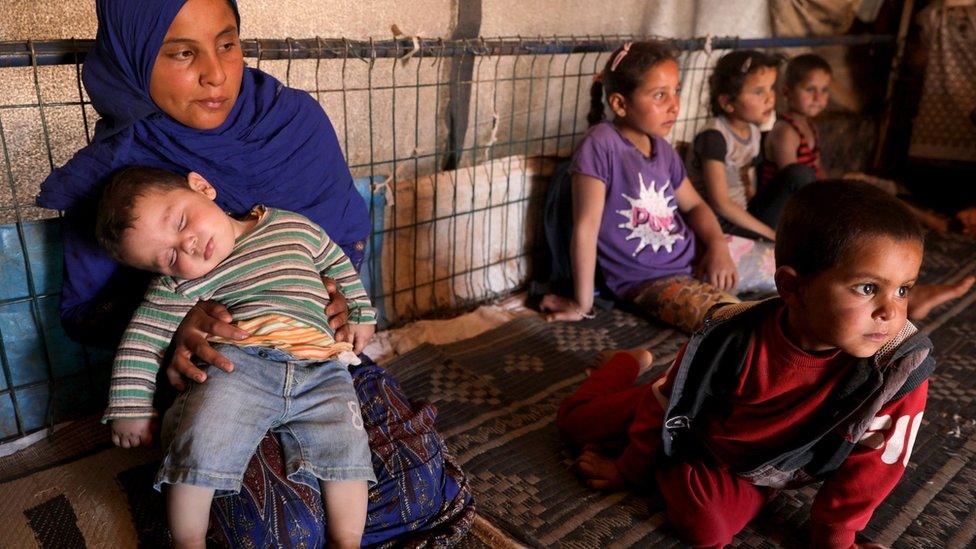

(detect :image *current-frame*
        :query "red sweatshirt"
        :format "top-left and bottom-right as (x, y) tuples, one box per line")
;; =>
(616, 305), (927, 548)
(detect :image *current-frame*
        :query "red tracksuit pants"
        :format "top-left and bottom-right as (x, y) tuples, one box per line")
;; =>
(556, 353), (772, 548)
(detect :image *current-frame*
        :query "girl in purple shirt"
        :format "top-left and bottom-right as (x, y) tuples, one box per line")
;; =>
(541, 41), (774, 333)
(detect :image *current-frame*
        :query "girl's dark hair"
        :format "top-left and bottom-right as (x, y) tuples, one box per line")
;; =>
(775, 180), (924, 277)
(708, 49), (781, 116)
(587, 41), (677, 127)
(784, 53), (832, 89)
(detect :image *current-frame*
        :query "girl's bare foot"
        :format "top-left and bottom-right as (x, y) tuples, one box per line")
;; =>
(909, 276), (976, 320)
(588, 348), (653, 376)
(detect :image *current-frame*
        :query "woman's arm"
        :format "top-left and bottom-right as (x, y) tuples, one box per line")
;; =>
(674, 178), (738, 291)
(701, 159), (776, 240)
(541, 173), (605, 322)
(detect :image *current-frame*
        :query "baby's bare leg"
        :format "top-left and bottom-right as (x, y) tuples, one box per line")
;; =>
(167, 484), (215, 549)
(321, 480), (368, 548)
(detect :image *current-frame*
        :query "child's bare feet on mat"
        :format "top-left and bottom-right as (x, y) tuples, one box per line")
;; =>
(588, 348), (653, 376)
(575, 447), (625, 491)
(908, 276), (976, 320)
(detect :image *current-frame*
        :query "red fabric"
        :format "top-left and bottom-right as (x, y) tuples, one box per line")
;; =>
(556, 352), (650, 449)
(656, 460), (770, 548)
(557, 304), (928, 548)
(809, 381), (927, 548)
(698, 308), (855, 470)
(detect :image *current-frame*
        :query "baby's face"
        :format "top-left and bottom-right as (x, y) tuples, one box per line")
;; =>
(118, 186), (242, 279)
(789, 235), (923, 358)
(786, 69), (831, 119)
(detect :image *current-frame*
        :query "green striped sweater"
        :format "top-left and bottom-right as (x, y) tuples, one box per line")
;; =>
(104, 207), (376, 422)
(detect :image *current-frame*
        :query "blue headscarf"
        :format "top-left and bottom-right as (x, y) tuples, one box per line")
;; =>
(36, 0), (368, 325)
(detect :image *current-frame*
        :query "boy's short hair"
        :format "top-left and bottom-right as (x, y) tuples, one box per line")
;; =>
(784, 53), (833, 89)
(709, 50), (781, 116)
(96, 166), (189, 261)
(775, 180), (924, 277)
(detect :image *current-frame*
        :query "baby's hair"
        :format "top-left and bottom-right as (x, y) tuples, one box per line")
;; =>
(708, 49), (781, 116)
(96, 166), (190, 261)
(784, 53), (833, 89)
(775, 180), (924, 277)
(587, 41), (677, 127)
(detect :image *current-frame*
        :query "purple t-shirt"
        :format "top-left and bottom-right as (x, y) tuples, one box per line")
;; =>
(572, 122), (696, 296)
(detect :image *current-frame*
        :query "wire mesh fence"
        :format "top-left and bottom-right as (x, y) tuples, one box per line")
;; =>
(0, 33), (893, 443)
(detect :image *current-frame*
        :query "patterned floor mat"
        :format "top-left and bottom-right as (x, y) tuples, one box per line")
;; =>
(1, 232), (974, 548)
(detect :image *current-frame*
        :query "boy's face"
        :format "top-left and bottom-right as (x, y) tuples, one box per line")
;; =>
(725, 66), (777, 125)
(783, 235), (923, 358)
(785, 69), (831, 119)
(118, 173), (243, 279)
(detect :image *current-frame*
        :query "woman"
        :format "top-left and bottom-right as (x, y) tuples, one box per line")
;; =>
(37, 0), (472, 545)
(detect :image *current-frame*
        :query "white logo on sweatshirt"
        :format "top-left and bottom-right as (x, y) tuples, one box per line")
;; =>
(857, 412), (923, 466)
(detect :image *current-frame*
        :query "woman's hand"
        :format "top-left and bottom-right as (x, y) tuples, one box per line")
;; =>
(349, 323), (375, 354)
(111, 417), (154, 448)
(540, 294), (590, 322)
(165, 301), (247, 391)
(696, 239), (738, 291)
(323, 277), (351, 343)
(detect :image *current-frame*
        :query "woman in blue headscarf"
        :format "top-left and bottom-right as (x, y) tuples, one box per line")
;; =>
(38, 0), (369, 363)
(37, 0), (472, 545)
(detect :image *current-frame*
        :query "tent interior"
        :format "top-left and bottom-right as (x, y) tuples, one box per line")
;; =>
(1, 0), (975, 547)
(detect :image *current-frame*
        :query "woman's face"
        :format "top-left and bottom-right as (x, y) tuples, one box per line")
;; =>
(149, 0), (244, 130)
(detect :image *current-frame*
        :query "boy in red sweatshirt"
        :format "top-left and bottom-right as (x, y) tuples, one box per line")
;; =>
(557, 180), (934, 549)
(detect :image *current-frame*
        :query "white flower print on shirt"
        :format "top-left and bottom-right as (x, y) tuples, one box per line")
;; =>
(616, 173), (684, 256)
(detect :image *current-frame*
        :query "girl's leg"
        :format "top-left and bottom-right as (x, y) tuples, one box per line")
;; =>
(909, 275), (976, 320)
(321, 480), (368, 549)
(167, 484), (216, 549)
(557, 350), (653, 447)
(628, 276), (739, 334)
(725, 235), (777, 294)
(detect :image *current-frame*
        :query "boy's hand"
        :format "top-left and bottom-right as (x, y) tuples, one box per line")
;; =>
(540, 294), (590, 322)
(111, 418), (154, 448)
(349, 322), (375, 354)
(575, 448), (625, 491)
(696, 240), (738, 291)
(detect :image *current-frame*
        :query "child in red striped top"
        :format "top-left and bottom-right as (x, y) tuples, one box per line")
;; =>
(760, 53), (831, 189)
